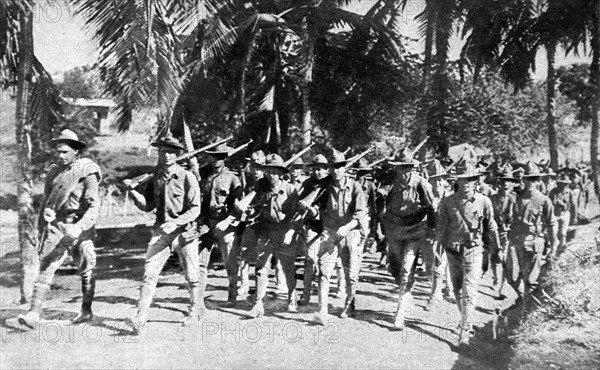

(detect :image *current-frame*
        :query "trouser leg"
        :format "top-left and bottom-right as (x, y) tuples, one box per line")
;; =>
(75, 239), (97, 313)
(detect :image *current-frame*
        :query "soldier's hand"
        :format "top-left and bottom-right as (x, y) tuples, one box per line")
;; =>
(215, 217), (233, 233)
(282, 229), (296, 247)
(63, 224), (82, 239)
(43, 208), (56, 223)
(160, 221), (178, 234)
(335, 225), (349, 241)
(298, 200), (309, 211)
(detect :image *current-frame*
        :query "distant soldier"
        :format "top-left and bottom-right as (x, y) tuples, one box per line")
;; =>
(290, 158), (308, 190)
(125, 135), (202, 334)
(18, 130), (101, 329)
(245, 154), (300, 317)
(198, 143), (243, 307)
(379, 149), (435, 330)
(510, 162), (557, 306)
(354, 158), (378, 254)
(436, 163), (500, 348)
(489, 167), (518, 298)
(548, 173), (577, 256)
(304, 150), (366, 324)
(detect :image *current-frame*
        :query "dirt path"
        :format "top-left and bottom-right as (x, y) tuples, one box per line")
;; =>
(0, 222), (522, 370)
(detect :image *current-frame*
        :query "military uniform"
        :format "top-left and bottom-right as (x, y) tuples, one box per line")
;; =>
(18, 130), (100, 329)
(126, 136), (202, 334)
(436, 163), (500, 347)
(198, 158), (242, 306)
(548, 175), (577, 254)
(379, 150), (435, 330)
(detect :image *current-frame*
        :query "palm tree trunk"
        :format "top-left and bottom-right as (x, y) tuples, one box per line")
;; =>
(590, 1), (600, 206)
(301, 17), (314, 147)
(546, 40), (559, 172)
(15, 9), (38, 304)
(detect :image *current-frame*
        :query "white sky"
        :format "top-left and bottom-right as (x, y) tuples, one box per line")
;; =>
(33, 0), (590, 80)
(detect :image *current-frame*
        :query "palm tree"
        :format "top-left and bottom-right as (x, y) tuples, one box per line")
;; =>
(1, 0), (63, 303)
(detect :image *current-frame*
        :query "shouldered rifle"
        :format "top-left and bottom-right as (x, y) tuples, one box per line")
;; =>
(228, 139), (254, 158)
(345, 146), (374, 168)
(284, 143), (315, 167)
(124, 135), (234, 188)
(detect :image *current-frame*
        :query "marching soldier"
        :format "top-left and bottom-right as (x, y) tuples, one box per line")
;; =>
(303, 150), (366, 324)
(125, 135), (202, 334)
(425, 159), (452, 310)
(547, 173), (576, 257)
(490, 167), (518, 298)
(246, 154), (301, 317)
(18, 129), (101, 328)
(436, 162), (500, 348)
(379, 149), (435, 330)
(510, 162), (557, 306)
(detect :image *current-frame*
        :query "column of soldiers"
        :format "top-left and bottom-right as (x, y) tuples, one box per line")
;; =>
(16, 129), (588, 350)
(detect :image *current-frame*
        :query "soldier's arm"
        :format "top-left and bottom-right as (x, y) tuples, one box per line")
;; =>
(130, 180), (155, 212)
(543, 197), (558, 246)
(75, 173), (100, 231)
(483, 197), (501, 255)
(435, 198), (448, 245)
(173, 172), (201, 226)
(420, 179), (437, 229)
(569, 190), (577, 223)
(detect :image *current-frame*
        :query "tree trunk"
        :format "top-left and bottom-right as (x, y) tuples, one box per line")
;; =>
(590, 0), (600, 208)
(15, 9), (38, 304)
(546, 40), (559, 172)
(301, 17), (314, 147)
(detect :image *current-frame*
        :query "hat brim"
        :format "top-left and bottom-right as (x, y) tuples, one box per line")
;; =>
(556, 179), (570, 184)
(499, 177), (519, 182)
(51, 138), (86, 150)
(307, 162), (329, 168)
(522, 174), (548, 178)
(151, 142), (185, 151)
(429, 173), (449, 178)
(205, 151), (230, 159)
(259, 164), (289, 173)
(388, 161), (417, 167)
(455, 173), (484, 179)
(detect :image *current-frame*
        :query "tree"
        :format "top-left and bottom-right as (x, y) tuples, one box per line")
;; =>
(0, 0), (63, 303)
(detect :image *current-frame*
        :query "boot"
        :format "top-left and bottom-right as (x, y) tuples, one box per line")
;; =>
(340, 297), (356, 319)
(223, 276), (238, 308)
(125, 311), (147, 336)
(18, 282), (49, 329)
(72, 275), (95, 324)
(287, 290), (298, 313)
(248, 299), (264, 318)
(237, 262), (250, 298)
(313, 309), (329, 326)
(314, 278), (330, 325)
(181, 307), (203, 327)
(393, 290), (412, 330)
(334, 266), (346, 299)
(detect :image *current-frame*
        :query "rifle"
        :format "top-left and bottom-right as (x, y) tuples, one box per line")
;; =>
(124, 135), (233, 188)
(223, 143), (315, 229)
(228, 139), (253, 158)
(345, 146), (374, 168)
(408, 136), (429, 158)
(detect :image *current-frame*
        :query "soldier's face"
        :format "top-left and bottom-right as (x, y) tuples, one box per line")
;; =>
(265, 167), (283, 183)
(251, 164), (264, 179)
(429, 177), (445, 195)
(312, 165), (329, 180)
(158, 147), (178, 166)
(457, 178), (477, 196)
(292, 169), (303, 180)
(55, 144), (78, 166)
(501, 181), (513, 192)
(395, 166), (412, 182)
(523, 178), (539, 192)
(332, 165), (346, 181)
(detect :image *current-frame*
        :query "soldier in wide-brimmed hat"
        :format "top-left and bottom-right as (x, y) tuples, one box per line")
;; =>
(378, 148), (436, 331)
(509, 161), (556, 313)
(548, 172), (577, 256)
(300, 149), (366, 325)
(245, 153), (301, 318)
(435, 162), (500, 348)
(17, 129), (102, 330)
(125, 134), (202, 334)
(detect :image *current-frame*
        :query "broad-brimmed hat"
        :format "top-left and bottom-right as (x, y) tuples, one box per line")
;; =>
(476, 161), (491, 175)
(328, 149), (347, 167)
(291, 157), (304, 169)
(426, 159), (448, 178)
(454, 162), (484, 179)
(259, 153), (289, 172)
(522, 161), (548, 178)
(205, 143), (235, 159)
(388, 148), (419, 167)
(307, 154), (328, 168)
(151, 134), (186, 152)
(51, 129), (86, 150)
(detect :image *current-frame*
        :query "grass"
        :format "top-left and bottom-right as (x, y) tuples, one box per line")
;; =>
(507, 210), (600, 369)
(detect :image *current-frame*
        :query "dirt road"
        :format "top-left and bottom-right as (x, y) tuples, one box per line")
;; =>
(0, 222), (518, 369)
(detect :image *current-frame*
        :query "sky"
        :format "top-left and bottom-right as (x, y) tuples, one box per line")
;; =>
(33, 0), (590, 81)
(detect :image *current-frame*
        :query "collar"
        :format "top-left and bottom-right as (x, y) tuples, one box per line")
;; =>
(160, 164), (183, 180)
(332, 176), (352, 191)
(396, 172), (419, 189)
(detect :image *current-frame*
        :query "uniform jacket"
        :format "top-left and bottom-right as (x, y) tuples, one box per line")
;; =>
(199, 166), (242, 221)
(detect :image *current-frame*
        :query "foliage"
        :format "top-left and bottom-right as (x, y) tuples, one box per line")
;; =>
(56, 65), (104, 100)
(557, 63), (594, 125)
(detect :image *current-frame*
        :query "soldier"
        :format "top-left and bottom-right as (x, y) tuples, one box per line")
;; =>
(436, 163), (500, 348)
(489, 167), (518, 298)
(510, 162), (557, 306)
(290, 158), (308, 190)
(237, 150), (266, 298)
(125, 135), (202, 334)
(17, 129), (101, 329)
(198, 143), (243, 307)
(548, 173), (577, 257)
(354, 158), (377, 254)
(298, 154), (329, 306)
(246, 154), (300, 317)
(425, 159), (453, 311)
(378, 149), (435, 330)
(303, 150), (366, 324)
